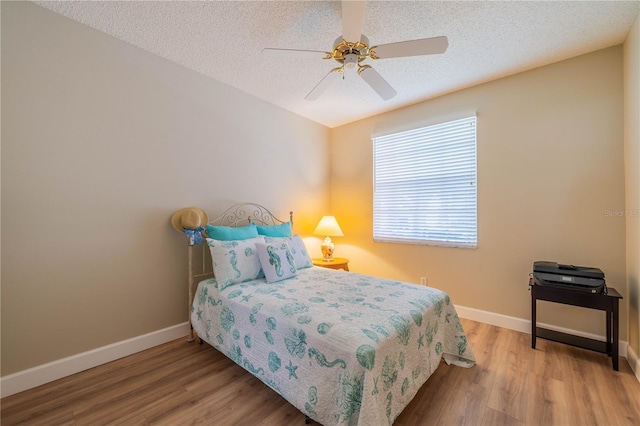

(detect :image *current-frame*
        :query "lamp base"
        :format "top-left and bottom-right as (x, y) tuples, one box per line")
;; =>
(321, 236), (335, 261)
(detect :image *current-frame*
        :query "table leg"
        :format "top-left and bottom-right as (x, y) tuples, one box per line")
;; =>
(531, 292), (537, 349)
(612, 299), (619, 371)
(606, 310), (612, 356)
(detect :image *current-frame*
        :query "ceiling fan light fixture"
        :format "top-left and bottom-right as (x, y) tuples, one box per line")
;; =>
(344, 53), (358, 69)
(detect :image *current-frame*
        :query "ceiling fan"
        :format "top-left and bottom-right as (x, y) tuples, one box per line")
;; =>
(263, 1), (448, 101)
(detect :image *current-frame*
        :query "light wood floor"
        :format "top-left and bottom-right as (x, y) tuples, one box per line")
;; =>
(2, 319), (639, 425)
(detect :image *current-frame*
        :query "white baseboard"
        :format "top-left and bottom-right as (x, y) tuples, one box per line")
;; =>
(455, 305), (628, 359)
(455, 305), (532, 334)
(0, 322), (190, 398)
(627, 344), (640, 382)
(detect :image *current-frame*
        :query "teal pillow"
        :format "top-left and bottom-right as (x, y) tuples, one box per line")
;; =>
(206, 223), (259, 241)
(256, 221), (293, 237)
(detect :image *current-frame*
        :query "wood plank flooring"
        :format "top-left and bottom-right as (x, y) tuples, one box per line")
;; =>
(2, 319), (639, 425)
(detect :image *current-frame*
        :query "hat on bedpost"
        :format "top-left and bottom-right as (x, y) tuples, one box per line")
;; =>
(171, 207), (209, 232)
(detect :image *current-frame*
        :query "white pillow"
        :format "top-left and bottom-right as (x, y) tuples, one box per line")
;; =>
(264, 235), (313, 269)
(206, 237), (265, 290)
(255, 242), (297, 283)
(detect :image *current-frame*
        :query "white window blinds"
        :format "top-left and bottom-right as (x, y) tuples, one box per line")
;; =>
(373, 116), (477, 248)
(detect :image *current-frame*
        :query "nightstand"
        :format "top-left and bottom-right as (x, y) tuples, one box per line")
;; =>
(312, 257), (349, 271)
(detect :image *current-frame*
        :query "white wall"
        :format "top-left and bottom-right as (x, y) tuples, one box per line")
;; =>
(1, 2), (330, 376)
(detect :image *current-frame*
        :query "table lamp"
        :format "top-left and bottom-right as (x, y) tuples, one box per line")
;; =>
(313, 215), (344, 261)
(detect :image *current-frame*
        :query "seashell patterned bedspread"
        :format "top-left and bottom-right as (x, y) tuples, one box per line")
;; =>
(191, 266), (475, 425)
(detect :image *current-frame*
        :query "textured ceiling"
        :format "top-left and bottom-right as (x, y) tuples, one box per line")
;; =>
(35, 1), (640, 128)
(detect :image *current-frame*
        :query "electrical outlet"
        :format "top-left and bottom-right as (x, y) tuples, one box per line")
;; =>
(420, 277), (428, 286)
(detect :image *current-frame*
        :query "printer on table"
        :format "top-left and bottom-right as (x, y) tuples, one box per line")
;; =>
(531, 261), (606, 294)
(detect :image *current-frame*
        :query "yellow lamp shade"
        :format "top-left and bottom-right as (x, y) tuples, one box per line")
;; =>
(313, 216), (344, 237)
(313, 216), (344, 261)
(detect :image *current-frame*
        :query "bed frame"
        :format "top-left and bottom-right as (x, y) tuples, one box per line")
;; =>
(181, 203), (293, 342)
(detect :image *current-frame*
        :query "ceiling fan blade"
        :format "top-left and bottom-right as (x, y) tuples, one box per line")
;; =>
(342, 0), (366, 42)
(359, 66), (397, 100)
(262, 48), (330, 59)
(373, 36), (448, 59)
(305, 69), (343, 101)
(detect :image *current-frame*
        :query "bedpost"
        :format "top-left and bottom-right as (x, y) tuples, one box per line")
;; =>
(187, 243), (195, 342)
(171, 207), (209, 343)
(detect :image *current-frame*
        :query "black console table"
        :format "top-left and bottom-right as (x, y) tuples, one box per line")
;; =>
(530, 282), (622, 370)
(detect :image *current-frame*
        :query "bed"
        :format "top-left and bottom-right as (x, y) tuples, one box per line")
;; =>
(174, 203), (475, 425)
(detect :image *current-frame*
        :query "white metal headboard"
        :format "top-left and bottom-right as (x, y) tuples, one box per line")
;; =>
(184, 203), (293, 341)
(211, 202), (293, 228)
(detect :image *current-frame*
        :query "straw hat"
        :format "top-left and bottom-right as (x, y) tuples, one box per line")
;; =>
(171, 207), (209, 232)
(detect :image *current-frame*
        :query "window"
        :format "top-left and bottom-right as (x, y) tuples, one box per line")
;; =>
(372, 116), (477, 248)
